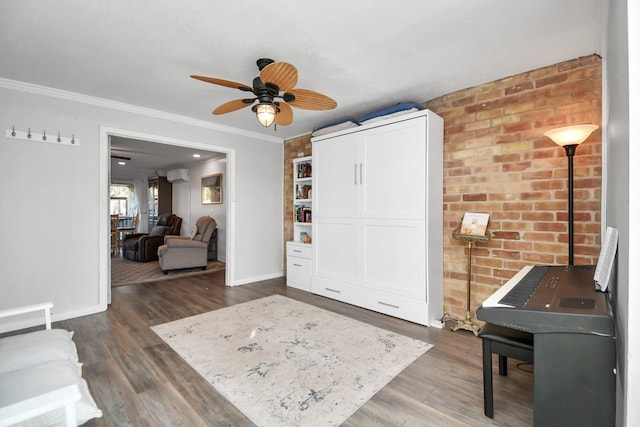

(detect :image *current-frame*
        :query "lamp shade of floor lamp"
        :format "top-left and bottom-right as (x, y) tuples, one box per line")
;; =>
(544, 124), (598, 265)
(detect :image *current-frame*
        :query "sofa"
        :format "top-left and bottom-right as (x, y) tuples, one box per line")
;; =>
(122, 213), (182, 262)
(157, 216), (217, 274)
(0, 303), (102, 426)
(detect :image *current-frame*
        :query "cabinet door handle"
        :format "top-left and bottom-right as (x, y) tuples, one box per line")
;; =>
(360, 163), (363, 184)
(293, 263), (302, 267)
(293, 250), (302, 253)
(354, 164), (358, 184)
(325, 287), (341, 294)
(378, 301), (400, 309)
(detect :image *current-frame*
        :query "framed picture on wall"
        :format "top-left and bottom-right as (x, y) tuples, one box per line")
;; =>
(201, 173), (222, 204)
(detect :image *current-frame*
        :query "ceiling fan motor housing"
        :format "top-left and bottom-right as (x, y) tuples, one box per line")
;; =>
(252, 77), (279, 103)
(256, 58), (275, 71)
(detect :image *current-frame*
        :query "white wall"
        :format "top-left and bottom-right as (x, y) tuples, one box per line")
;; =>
(172, 157), (228, 262)
(606, 0), (639, 425)
(0, 82), (284, 329)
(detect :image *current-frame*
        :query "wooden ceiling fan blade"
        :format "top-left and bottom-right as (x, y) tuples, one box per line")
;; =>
(289, 89), (337, 110)
(191, 75), (253, 91)
(275, 103), (293, 126)
(213, 98), (255, 115)
(260, 62), (298, 91)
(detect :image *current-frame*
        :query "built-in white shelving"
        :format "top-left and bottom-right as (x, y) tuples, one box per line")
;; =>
(292, 156), (312, 243)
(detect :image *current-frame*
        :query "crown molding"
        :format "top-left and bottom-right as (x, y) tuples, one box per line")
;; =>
(0, 77), (283, 144)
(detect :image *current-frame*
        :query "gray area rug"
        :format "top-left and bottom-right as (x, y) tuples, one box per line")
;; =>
(152, 295), (432, 427)
(111, 256), (225, 287)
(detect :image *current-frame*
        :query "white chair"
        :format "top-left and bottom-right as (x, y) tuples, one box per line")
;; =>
(0, 303), (102, 426)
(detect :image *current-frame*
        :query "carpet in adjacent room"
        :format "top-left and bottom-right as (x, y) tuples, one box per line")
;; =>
(111, 256), (225, 287)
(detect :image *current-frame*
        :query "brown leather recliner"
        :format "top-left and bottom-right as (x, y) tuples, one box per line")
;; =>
(122, 213), (182, 262)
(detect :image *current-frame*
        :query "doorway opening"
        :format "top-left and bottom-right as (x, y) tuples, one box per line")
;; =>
(99, 126), (236, 307)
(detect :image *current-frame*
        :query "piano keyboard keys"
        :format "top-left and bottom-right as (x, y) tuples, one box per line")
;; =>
(498, 266), (550, 308)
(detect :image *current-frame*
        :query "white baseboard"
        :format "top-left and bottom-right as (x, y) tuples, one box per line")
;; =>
(233, 272), (284, 286)
(430, 320), (445, 329)
(0, 303), (106, 334)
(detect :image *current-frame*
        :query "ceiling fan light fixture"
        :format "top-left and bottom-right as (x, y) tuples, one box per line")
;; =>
(254, 103), (277, 127)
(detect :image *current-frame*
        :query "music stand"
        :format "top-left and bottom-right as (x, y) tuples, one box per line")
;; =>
(452, 228), (490, 336)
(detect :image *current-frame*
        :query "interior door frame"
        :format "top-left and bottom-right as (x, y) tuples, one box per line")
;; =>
(99, 126), (236, 306)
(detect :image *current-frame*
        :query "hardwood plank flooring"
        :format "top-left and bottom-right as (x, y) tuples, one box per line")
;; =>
(51, 271), (533, 426)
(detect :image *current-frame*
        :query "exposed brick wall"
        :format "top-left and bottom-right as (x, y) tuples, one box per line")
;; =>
(425, 55), (602, 320)
(283, 55), (602, 322)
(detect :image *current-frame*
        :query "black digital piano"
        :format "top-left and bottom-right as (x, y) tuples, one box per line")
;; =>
(476, 264), (616, 427)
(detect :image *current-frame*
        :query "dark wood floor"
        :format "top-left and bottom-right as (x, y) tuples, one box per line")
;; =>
(53, 271), (533, 426)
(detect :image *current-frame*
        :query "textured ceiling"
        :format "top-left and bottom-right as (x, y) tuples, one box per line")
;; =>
(0, 0), (606, 143)
(109, 137), (225, 180)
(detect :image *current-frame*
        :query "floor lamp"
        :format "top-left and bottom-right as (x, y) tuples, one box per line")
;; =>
(544, 124), (598, 265)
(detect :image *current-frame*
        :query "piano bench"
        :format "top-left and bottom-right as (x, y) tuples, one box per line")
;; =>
(478, 323), (533, 418)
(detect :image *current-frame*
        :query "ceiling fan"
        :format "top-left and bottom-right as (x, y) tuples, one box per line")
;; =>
(191, 58), (337, 127)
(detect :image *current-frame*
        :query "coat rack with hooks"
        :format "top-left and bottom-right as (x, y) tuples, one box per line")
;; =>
(5, 126), (81, 146)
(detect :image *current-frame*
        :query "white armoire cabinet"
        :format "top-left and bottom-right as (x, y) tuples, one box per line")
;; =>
(311, 109), (444, 326)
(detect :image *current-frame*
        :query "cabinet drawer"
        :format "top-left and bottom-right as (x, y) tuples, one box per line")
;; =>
(363, 288), (429, 325)
(287, 257), (311, 291)
(311, 276), (361, 305)
(287, 242), (311, 259)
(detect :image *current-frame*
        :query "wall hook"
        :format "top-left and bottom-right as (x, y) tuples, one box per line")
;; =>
(6, 127), (79, 146)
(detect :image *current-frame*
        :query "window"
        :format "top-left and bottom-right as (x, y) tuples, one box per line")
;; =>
(110, 184), (132, 216)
